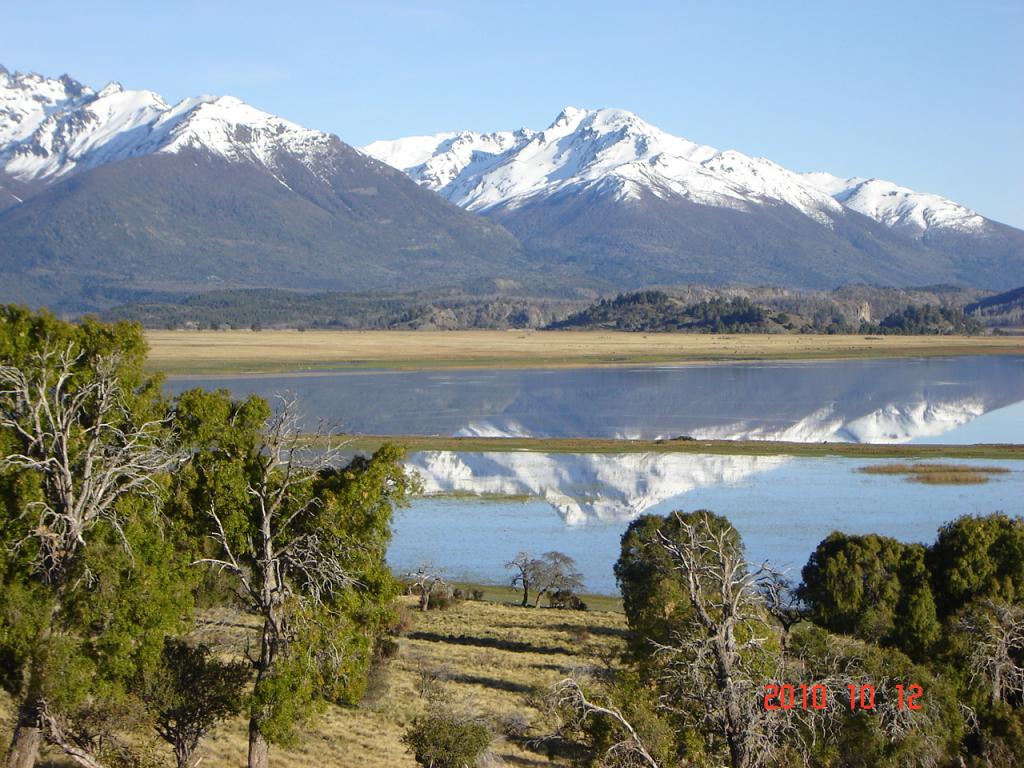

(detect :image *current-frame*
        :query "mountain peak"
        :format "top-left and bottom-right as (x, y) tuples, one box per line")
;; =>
(552, 105), (587, 127)
(57, 73), (86, 96)
(97, 81), (123, 97)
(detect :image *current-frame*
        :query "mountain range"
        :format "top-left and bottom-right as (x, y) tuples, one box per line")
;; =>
(1, 65), (1021, 312)
(364, 107), (1024, 291)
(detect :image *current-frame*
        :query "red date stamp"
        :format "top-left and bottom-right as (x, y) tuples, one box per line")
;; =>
(762, 683), (923, 711)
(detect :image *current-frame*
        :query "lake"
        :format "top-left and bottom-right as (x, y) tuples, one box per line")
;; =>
(167, 355), (1024, 443)
(166, 355), (1024, 593)
(392, 453), (1024, 593)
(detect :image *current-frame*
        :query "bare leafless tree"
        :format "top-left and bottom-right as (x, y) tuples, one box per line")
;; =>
(506, 551), (536, 607)
(959, 600), (1024, 707)
(652, 512), (786, 768)
(506, 551), (584, 608)
(0, 344), (178, 768)
(760, 571), (806, 655)
(0, 345), (176, 585)
(532, 551), (584, 608)
(192, 396), (354, 768)
(404, 564), (450, 612)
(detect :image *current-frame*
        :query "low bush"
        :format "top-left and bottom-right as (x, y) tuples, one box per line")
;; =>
(548, 589), (588, 611)
(402, 709), (491, 768)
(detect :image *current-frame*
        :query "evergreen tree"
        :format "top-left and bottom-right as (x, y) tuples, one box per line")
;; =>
(177, 390), (417, 768)
(0, 307), (191, 768)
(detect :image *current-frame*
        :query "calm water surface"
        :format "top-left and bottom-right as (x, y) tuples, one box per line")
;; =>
(165, 357), (1024, 594)
(391, 455), (1024, 593)
(167, 356), (1024, 443)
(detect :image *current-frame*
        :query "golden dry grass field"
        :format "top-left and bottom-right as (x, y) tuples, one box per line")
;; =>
(1, 596), (627, 768)
(144, 329), (1024, 375)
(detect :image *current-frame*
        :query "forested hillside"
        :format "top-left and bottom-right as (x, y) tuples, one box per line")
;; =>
(549, 290), (985, 335)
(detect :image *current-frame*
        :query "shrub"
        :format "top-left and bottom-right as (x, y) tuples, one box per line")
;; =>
(392, 604), (414, 635)
(376, 637), (400, 660)
(402, 710), (491, 768)
(548, 589), (588, 611)
(427, 592), (457, 610)
(499, 711), (531, 739)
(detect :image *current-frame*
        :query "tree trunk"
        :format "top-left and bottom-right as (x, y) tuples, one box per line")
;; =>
(248, 718), (269, 768)
(5, 719), (42, 768)
(8, 601), (57, 768)
(175, 738), (200, 768)
(520, 584), (529, 607)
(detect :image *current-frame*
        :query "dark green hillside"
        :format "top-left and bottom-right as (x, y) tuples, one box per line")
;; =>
(551, 290), (986, 334)
(966, 284), (1024, 327)
(0, 144), (529, 312)
(103, 288), (580, 330)
(875, 303), (982, 334)
(484, 183), (1012, 290)
(550, 291), (778, 332)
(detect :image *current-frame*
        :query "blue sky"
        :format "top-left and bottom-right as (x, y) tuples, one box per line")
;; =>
(5, 0), (1022, 226)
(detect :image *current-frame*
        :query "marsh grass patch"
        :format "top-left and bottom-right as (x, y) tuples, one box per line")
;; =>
(858, 462), (1010, 485)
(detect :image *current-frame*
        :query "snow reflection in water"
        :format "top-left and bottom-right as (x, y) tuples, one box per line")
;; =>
(391, 454), (1024, 593)
(166, 356), (1024, 444)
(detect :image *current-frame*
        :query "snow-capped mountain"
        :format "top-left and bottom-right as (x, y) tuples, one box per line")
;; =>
(0, 65), (524, 311)
(365, 107), (1024, 290)
(0, 66), (351, 186)
(365, 107), (849, 226)
(364, 106), (990, 236)
(1, 63), (1021, 307)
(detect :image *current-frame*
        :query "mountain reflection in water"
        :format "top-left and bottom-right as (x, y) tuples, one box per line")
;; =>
(167, 356), (1024, 443)
(408, 451), (788, 524)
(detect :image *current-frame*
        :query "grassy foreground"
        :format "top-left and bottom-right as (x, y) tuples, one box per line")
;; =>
(2, 597), (626, 768)
(338, 434), (1024, 460)
(144, 329), (1024, 375)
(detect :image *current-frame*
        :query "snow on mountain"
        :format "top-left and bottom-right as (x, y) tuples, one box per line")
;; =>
(364, 128), (535, 194)
(0, 65), (530, 313)
(0, 67), (335, 184)
(0, 66), (93, 147)
(803, 172), (986, 234)
(364, 106), (991, 235)
(364, 106), (842, 223)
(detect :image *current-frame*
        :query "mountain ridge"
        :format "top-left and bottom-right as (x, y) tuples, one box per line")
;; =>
(364, 105), (996, 234)
(365, 106), (1024, 291)
(1, 65), (1021, 311)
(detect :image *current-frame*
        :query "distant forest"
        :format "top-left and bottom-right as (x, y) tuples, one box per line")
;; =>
(551, 291), (985, 335)
(100, 283), (1019, 334)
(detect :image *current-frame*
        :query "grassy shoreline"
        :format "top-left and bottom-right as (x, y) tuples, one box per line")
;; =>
(144, 329), (1024, 375)
(337, 434), (1024, 460)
